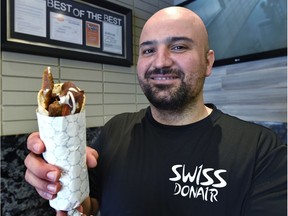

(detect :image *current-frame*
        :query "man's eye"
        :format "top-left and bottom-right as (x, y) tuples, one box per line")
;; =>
(142, 48), (155, 55)
(172, 45), (186, 51)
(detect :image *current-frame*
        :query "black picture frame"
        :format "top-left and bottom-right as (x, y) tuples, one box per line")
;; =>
(174, 0), (196, 6)
(1, 0), (133, 66)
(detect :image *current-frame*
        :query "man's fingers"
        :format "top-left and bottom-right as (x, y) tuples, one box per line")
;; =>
(24, 153), (61, 181)
(24, 152), (62, 199)
(36, 188), (57, 200)
(56, 211), (68, 216)
(25, 167), (61, 195)
(27, 132), (46, 154)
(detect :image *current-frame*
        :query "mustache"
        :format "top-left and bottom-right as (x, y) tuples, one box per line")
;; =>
(144, 68), (184, 79)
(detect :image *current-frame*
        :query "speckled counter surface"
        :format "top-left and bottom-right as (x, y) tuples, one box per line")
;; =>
(1, 123), (286, 215)
(1, 133), (54, 216)
(1, 127), (101, 216)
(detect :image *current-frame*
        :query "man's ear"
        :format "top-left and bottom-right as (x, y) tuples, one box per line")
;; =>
(205, 50), (215, 77)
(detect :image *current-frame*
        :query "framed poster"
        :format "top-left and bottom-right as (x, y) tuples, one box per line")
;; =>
(1, 0), (133, 66)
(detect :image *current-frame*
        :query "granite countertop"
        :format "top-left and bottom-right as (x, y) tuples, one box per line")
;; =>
(1, 134), (55, 216)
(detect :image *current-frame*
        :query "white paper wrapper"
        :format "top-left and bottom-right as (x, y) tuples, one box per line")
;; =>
(36, 110), (89, 211)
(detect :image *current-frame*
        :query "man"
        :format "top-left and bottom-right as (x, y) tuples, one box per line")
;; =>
(25, 6), (287, 216)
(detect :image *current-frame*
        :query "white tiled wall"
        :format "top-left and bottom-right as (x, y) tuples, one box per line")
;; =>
(0, 0), (173, 135)
(1, 0), (287, 136)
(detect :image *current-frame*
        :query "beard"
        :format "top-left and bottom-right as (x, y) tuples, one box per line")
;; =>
(138, 68), (201, 111)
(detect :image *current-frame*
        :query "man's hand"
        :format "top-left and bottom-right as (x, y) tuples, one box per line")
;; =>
(24, 132), (99, 206)
(25, 132), (62, 199)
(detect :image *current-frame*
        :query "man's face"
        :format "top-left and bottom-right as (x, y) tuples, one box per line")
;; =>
(137, 15), (212, 111)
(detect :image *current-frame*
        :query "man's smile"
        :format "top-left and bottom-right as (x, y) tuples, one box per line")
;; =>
(150, 74), (179, 81)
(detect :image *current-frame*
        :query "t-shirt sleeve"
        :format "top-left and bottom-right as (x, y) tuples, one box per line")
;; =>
(242, 130), (287, 216)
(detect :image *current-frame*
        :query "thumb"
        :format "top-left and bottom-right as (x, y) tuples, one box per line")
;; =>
(86, 147), (98, 168)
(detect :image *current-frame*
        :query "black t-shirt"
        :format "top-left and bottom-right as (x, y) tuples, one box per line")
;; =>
(89, 104), (287, 216)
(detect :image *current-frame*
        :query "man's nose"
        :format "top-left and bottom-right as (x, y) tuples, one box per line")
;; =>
(153, 48), (173, 68)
